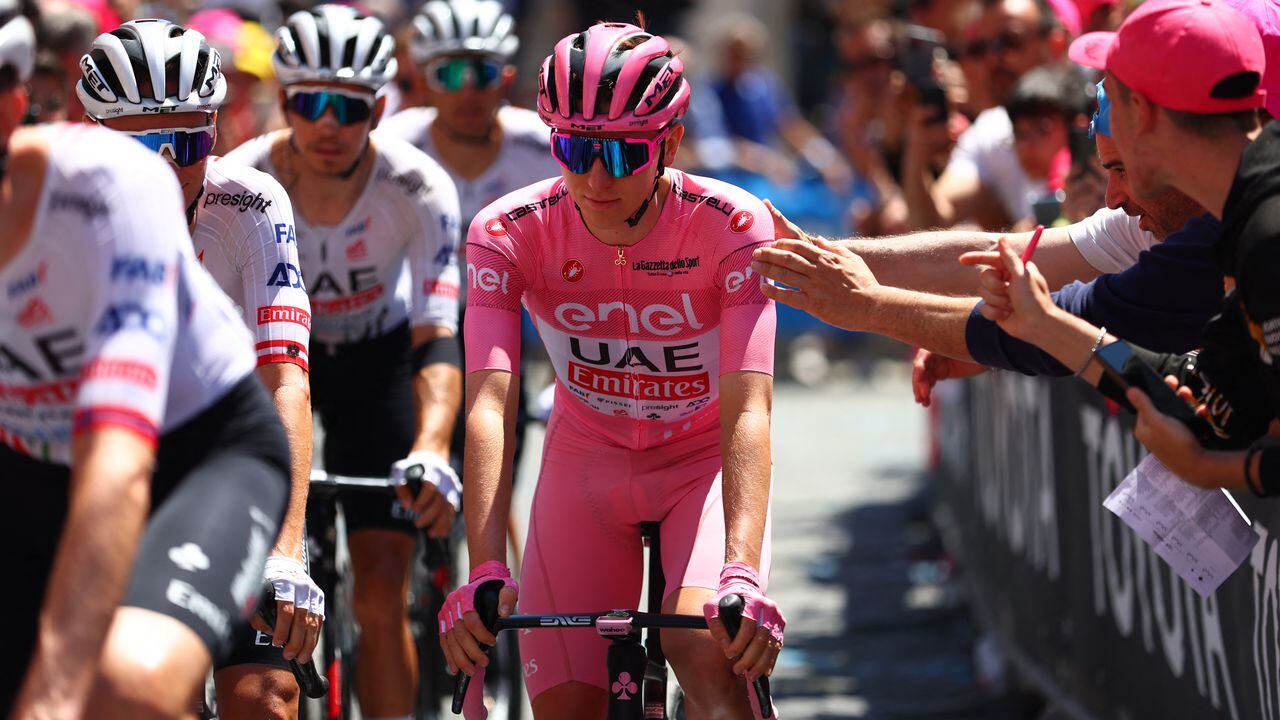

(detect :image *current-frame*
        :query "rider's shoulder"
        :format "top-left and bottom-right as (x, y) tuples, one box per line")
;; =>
(201, 157), (294, 222)
(221, 131), (282, 171)
(371, 134), (457, 206)
(470, 177), (565, 242)
(378, 105), (436, 141)
(498, 106), (550, 150)
(669, 170), (770, 251)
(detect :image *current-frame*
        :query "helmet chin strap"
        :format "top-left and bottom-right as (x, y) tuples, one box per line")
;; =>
(624, 145), (666, 228)
(186, 185), (206, 227)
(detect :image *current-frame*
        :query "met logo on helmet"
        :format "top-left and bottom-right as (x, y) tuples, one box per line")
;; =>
(640, 64), (677, 109)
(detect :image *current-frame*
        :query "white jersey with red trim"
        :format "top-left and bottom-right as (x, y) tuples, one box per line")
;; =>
(377, 105), (560, 225)
(193, 157), (311, 370)
(0, 124), (255, 465)
(225, 133), (461, 345)
(464, 169), (777, 450)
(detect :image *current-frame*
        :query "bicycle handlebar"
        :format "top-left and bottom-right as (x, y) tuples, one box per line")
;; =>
(448, 582), (776, 715)
(718, 594), (774, 718)
(256, 584), (329, 699)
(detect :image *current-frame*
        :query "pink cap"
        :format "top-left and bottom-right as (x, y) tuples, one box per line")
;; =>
(1069, 0), (1266, 113)
(1045, 0), (1082, 36)
(1221, 0), (1280, 117)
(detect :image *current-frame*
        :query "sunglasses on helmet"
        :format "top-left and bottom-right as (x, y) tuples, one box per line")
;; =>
(424, 56), (504, 92)
(284, 87), (376, 125)
(550, 130), (669, 179)
(121, 125), (217, 167)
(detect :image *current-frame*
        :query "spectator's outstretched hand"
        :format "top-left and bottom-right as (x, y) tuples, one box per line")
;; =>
(959, 238), (1056, 341)
(766, 198), (810, 243)
(752, 235), (882, 332)
(912, 348), (987, 407)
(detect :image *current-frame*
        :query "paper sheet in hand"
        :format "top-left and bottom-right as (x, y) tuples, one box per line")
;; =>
(1103, 454), (1259, 598)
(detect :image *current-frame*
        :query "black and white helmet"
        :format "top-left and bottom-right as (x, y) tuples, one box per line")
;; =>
(410, 0), (518, 64)
(0, 0), (35, 84)
(273, 4), (397, 91)
(76, 20), (226, 120)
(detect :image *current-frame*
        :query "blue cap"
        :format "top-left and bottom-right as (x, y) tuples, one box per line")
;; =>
(1089, 80), (1110, 138)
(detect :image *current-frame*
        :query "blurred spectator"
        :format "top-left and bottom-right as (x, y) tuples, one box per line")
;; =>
(1073, 0), (1122, 33)
(906, 0), (978, 42)
(905, 0), (1068, 229)
(34, 0), (98, 120)
(710, 12), (854, 194)
(1006, 65), (1089, 213)
(665, 36), (736, 174)
(26, 50), (66, 122)
(186, 9), (282, 153)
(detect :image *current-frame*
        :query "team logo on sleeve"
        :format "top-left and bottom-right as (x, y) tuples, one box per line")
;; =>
(484, 217), (508, 237)
(562, 259), (585, 283)
(729, 210), (754, 234)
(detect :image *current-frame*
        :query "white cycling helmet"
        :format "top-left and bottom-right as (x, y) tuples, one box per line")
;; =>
(76, 19), (226, 120)
(0, 0), (35, 84)
(409, 0), (518, 64)
(273, 4), (397, 91)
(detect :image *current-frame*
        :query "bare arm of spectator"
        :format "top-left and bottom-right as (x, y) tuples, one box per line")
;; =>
(777, 113), (855, 194)
(768, 200), (1100, 296)
(751, 238), (976, 361)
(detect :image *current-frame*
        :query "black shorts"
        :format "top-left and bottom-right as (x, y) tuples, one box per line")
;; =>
(310, 322), (418, 534)
(0, 376), (291, 713)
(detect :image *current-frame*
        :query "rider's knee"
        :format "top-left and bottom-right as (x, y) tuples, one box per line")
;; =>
(531, 681), (606, 719)
(664, 627), (733, 687)
(351, 570), (408, 630)
(94, 641), (198, 720)
(215, 666), (299, 720)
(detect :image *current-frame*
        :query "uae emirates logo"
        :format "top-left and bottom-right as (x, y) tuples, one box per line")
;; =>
(484, 217), (508, 237)
(562, 259), (584, 282)
(730, 210), (754, 233)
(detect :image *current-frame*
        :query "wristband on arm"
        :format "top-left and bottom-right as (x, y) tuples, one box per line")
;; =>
(412, 334), (462, 371)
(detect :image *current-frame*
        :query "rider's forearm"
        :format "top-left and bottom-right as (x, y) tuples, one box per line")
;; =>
(412, 362), (462, 458)
(464, 372), (518, 570)
(15, 430), (153, 718)
(720, 373), (773, 571)
(258, 363), (312, 560)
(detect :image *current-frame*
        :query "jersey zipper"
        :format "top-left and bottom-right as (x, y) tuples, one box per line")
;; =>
(614, 242), (640, 445)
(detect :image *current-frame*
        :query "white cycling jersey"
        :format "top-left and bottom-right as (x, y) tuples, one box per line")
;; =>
(377, 105), (559, 224)
(193, 157), (311, 370)
(0, 124), (254, 465)
(225, 133), (461, 345)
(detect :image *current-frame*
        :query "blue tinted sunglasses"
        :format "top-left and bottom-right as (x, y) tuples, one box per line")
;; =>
(285, 87), (375, 125)
(425, 56), (504, 92)
(550, 130), (668, 178)
(122, 125), (216, 167)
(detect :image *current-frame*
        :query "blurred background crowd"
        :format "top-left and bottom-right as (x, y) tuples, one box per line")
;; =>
(17, 0), (1114, 241)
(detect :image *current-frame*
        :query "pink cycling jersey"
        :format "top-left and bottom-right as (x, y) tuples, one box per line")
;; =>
(464, 169), (776, 702)
(465, 169), (776, 449)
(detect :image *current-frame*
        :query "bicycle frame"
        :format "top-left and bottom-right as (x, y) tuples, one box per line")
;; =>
(452, 522), (774, 719)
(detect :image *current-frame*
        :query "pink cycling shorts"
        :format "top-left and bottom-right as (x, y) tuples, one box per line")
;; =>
(518, 408), (773, 701)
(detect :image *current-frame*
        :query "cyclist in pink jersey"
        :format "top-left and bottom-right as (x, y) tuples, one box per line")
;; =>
(441, 22), (785, 719)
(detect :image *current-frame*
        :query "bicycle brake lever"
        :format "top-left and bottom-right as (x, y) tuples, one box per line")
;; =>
(404, 462), (425, 499)
(451, 580), (505, 714)
(256, 584), (330, 699)
(719, 594), (774, 718)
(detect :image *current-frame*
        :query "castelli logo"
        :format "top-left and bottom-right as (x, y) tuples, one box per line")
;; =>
(484, 217), (508, 237)
(562, 259), (584, 282)
(730, 210), (754, 233)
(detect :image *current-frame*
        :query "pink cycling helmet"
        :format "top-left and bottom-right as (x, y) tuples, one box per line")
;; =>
(537, 22), (690, 134)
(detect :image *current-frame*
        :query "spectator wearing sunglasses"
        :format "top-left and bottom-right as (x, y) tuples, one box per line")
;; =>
(226, 6), (465, 718)
(76, 18), (319, 720)
(913, 0), (1069, 230)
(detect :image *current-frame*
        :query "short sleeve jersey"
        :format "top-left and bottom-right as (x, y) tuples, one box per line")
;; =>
(1066, 206), (1156, 273)
(0, 124), (255, 465)
(465, 170), (777, 450)
(945, 107), (1047, 222)
(193, 156), (311, 370)
(225, 133), (461, 345)
(377, 105), (561, 225)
